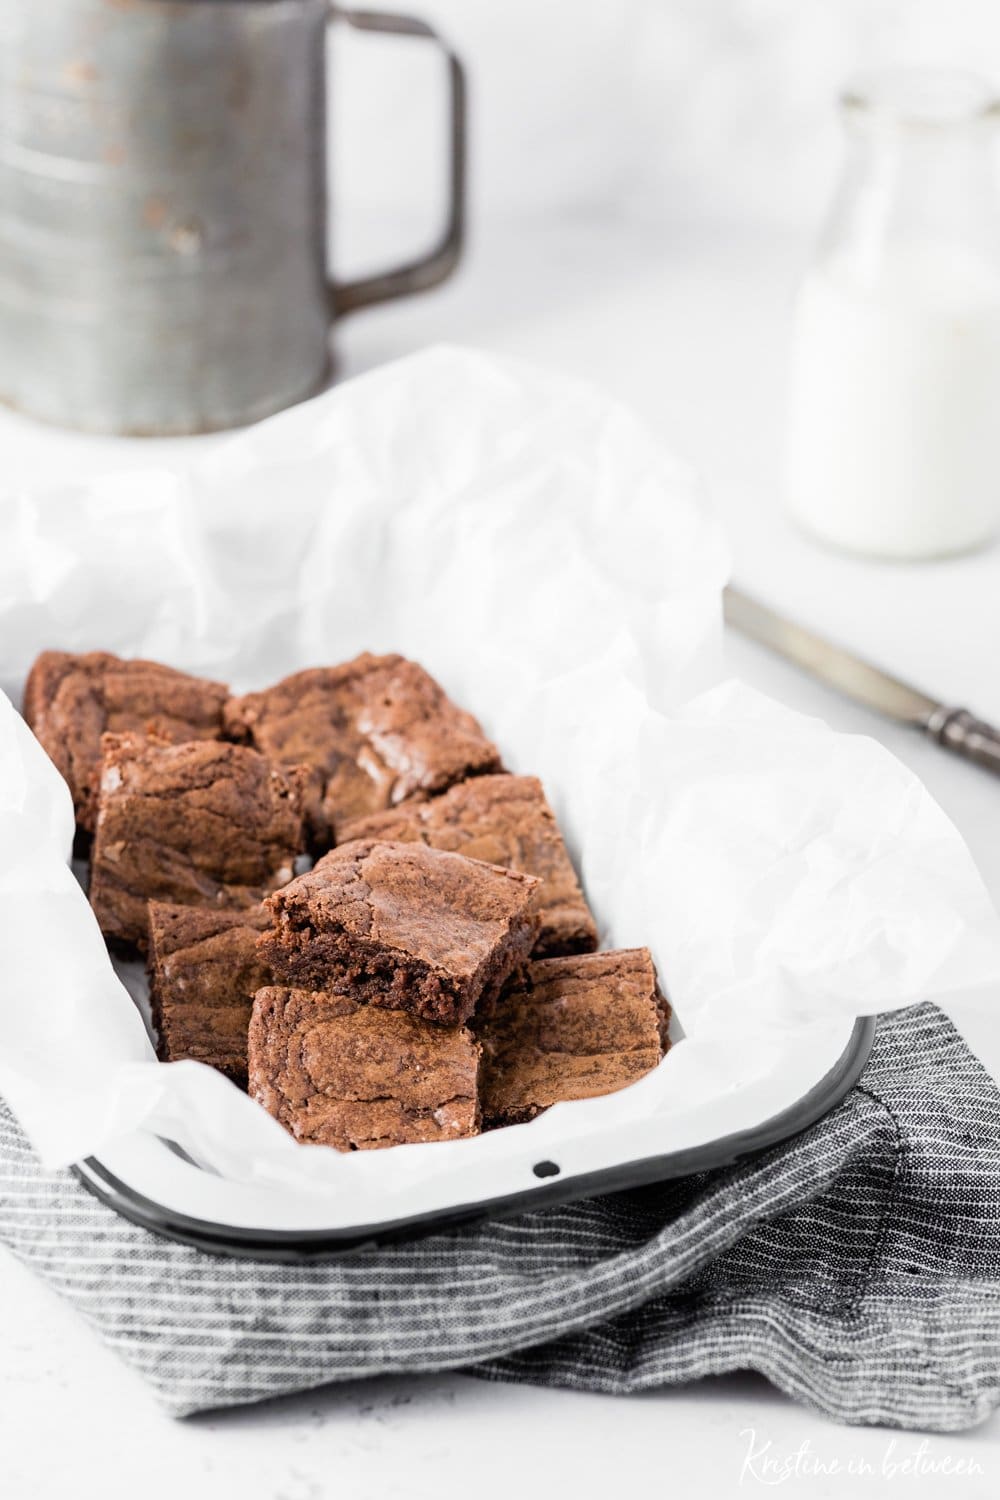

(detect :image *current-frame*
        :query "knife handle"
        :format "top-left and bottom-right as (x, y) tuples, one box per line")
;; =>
(926, 707), (1000, 775)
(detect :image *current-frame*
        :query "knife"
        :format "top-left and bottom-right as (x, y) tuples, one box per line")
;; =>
(724, 585), (1000, 776)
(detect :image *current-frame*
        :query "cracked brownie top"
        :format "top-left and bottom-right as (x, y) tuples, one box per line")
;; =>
(478, 948), (670, 1126)
(249, 985), (481, 1150)
(22, 649), (229, 834)
(90, 734), (309, 949)
(340, 774), (597, 958)
(223, 653), (502, 846)
(259, 838), (540, 1026)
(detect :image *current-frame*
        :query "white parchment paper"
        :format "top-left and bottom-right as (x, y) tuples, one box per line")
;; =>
(1, 346), (999, 1195)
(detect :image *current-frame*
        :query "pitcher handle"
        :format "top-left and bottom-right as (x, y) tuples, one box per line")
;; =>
(328, 6), (467, 317)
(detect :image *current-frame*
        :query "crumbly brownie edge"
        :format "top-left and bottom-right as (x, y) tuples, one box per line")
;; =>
(148, 945), (251, 1082)
(473, 906), (540, 1013)
(481, 1103), (541, 1129)
(257, 926), (474, 1027)
(259, 866), (541, 1027)
(404, 754), (505, 803)
(145, 904), (265, 1084)
(22, 652), (104, 828)
(653, 979), (673, 1054)
(531, 920), (600, 961)
(260, 840), (541, 1026)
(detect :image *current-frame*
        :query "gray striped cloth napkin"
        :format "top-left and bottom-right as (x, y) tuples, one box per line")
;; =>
(2, 1002), (999, 1428)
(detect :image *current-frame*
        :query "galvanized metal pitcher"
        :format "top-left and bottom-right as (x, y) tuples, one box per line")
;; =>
(0, 0), (466, 434)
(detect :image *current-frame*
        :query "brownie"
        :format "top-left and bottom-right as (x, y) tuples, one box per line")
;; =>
(259, 839), (540, 1026)
(223, 654), (502, 846)
(478, 949), (670, 1127)
(22, 650), (228, 833)
(89, 734), (309, 949)
(146, 901), (273, 1087)
(340, 775), (597, 959)
(249, 986), (481, 1150)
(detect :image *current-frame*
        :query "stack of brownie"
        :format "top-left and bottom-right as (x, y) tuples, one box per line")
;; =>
(23, 648), (670, 1151)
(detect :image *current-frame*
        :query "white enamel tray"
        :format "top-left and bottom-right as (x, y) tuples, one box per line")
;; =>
(7, 350), (975, 1263)
(74, 1015), (874, 1259)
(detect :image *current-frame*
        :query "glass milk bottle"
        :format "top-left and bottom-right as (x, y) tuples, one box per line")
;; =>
(785, 71), (1000, 559)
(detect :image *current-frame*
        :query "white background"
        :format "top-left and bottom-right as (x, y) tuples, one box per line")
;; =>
(3, 1), (1000, 1495)
(331, 0), (1000, 256)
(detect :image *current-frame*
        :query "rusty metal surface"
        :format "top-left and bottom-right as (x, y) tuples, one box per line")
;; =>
(0, 0), (332, 434)
(0, 0), (466, 436)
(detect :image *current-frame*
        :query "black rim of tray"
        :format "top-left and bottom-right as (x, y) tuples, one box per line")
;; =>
(74, 1015), (876, 1261)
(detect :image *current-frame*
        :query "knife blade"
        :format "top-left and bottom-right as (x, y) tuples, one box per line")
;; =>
(723, 584), (1000, 777)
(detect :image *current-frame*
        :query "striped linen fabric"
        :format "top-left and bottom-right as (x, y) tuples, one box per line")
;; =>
(1, 1002), (999, 1427)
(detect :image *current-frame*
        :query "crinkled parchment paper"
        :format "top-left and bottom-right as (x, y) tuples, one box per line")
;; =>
(1, 346), (998, 1195)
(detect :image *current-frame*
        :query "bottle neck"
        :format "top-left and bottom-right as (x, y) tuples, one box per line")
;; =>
(820, 128), (1000, 285)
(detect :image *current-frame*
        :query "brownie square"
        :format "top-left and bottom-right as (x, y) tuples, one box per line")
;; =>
(223, 653), (502, 846)
(259, 839), (540, 1027)
(147, 901), (273, 1087)
(89, 734), (309, 949)
(340, 775), (597, 959)
(478, 949), (670, 1127)
(249, 986), (481, 1150)
(22, 650), (228, 833)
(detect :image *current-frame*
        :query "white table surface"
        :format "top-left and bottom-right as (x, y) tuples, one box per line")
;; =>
(2, 220), (999, 1498)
